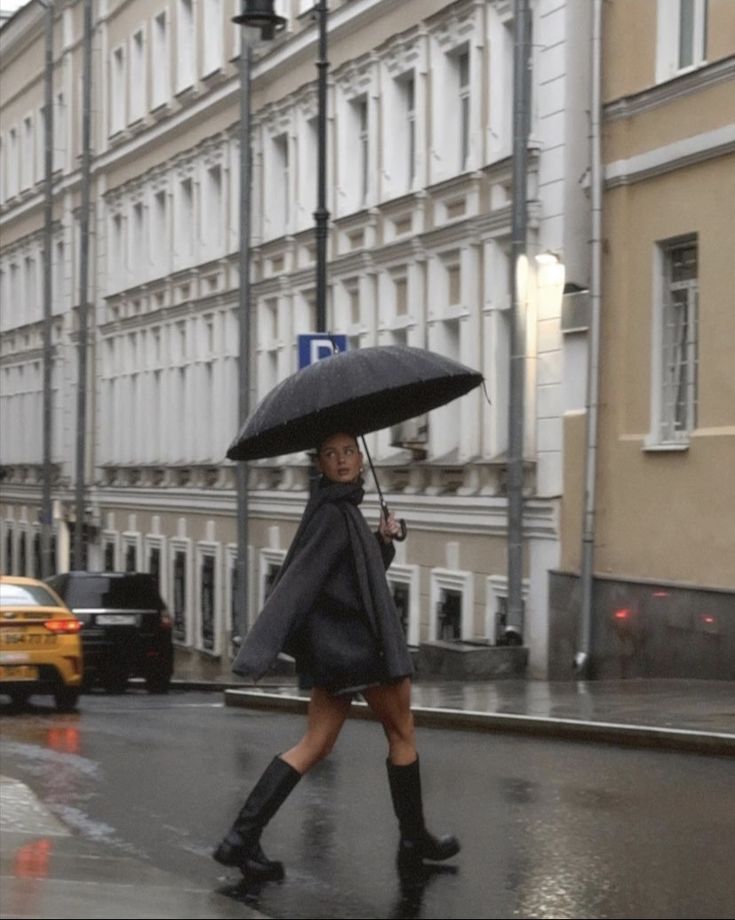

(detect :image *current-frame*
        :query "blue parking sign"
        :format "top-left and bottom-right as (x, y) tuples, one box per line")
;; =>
(298, 334), (348, 369)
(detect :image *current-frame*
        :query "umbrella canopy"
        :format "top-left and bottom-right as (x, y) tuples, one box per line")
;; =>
(226, 345), (483, 461)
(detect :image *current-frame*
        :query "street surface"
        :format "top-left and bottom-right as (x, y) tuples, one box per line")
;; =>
(1, 689), (733, 919)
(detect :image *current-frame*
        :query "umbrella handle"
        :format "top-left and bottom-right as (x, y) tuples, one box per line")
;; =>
(381, 501), (407, 542)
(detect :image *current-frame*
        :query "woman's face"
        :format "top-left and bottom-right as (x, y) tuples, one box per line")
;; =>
(317, 433), (363, 483)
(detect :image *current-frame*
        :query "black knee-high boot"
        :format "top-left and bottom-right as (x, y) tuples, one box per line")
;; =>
(213, 755), (301, 879)
(386, 757), (460, 864)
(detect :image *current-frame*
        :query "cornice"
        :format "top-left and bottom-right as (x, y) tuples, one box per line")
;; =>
(604, 55), (735, 122)
(605, 123), (735, 189)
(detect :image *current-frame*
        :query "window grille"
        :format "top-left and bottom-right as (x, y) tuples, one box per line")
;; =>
(661, 240), (698, 442)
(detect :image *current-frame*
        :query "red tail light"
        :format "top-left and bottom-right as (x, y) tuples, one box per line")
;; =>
(44, 619), (83, 634)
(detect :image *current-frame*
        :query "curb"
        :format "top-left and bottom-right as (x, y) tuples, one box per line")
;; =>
(223, 689), (735, 757)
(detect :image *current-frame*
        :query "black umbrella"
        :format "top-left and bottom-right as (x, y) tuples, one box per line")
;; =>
(226, 345), (483, 462)
(226, 344), (484, 539)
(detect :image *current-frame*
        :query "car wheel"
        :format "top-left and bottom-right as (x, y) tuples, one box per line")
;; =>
(54, 687), (80, 712)
(145, 673), (171, 695)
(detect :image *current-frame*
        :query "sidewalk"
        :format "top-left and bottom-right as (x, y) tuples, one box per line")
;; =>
(218, 677), (735, 756)
(0, 775), (267, 920)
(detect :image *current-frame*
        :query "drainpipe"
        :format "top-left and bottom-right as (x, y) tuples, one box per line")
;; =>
(73, 0), (93, 570)
(575, 0), (603, 676)
(40, 0), (55, 578)
(505, 0), (532, 644)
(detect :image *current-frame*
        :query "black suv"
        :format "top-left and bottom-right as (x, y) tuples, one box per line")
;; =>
(46, 572), (174, 693)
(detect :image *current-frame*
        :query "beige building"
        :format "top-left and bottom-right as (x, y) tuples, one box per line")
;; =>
(552, 0), (735, 679)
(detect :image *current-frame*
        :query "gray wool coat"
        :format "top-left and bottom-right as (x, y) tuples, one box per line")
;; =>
(232, 495), (414, 692)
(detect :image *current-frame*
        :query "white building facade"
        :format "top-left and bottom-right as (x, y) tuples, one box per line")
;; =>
(1, 0), (592, 679)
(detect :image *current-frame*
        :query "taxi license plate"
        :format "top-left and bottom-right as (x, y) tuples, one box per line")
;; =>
(0, 665), (39, 681)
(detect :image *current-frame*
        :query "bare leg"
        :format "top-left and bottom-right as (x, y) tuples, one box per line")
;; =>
(280, 686), (353, 774)
(362, 677), (417, 765)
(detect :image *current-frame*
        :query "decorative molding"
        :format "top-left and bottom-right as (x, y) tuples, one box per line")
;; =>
(382, 29), (423, 78)
(605, 55), (735, 122)
(430, 1), (477, 52)
(605, 123), (735, 188)
(333, 54), (375, 100)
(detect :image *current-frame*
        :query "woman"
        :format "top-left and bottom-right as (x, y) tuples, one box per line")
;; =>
(214, 432), (460, 880)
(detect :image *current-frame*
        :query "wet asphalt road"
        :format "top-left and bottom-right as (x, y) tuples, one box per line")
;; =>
(1, 689), (734, 920)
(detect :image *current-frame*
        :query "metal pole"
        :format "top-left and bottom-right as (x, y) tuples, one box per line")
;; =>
(235, 29), (254, 646)
(74, 0), (93, 571)
(41, 0), (55, 578)
(505, 0), (532, 643)
(576, 0), (603, 676)
(314, 0), (329, 333)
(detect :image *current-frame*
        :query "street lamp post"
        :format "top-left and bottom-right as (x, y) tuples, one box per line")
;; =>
(232, 1), (285, 646)
(314, 0), (329, 334)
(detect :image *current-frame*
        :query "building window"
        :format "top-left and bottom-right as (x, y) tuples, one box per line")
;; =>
(437, 588), (462, 640)
(456, 48), (470, 171)
(130, 30), (146, 122)
(678, 0), (707, 70)
(404, 73), (416, 188)
(264, 562), (281, 602)
(392, 582), (410, 638)
(177, 178), (195, 263)
(152, 189), (168, 269)
(125, 542), (137, 572)
(173, 549), (188, 642)
(5, 529), (14, 575)
(131, 202), (145, 278)
(54, 92), (66, 171)
(447, 261), (461, 307)
(658, 238), (699, 443)
(202, 0), (223, 77)
(355, 97), (369, 205)
(33, 533), (41, 578)
(204, 164), (223, 252)
(273, 133), (289, 231)
(110, 48), (126, 134)
(35, 108), (45, 184)
(486, 575), (529, 643)
(104, 541), (116, 571)
(22, 116), (34, 190)
(657, 0), (708, 82)
(177, 0), (196, 92)
(259, 549), (286, 609)
(152, 12), (170, 109)
(430, 568), (473, 641)
(229, 554), (238, 640)
(394, 275), (408, 317)
(148, 545), (161, 588)
(200, 554), (216, 652)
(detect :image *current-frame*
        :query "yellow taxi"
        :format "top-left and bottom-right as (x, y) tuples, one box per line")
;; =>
(0, 575), (83, 711)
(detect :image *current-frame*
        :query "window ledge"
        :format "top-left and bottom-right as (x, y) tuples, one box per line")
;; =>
(642, 438), (690, 453)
